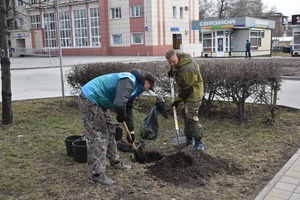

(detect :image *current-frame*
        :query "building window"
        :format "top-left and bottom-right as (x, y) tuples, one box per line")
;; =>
(17, 0), (23, 6)
(173, 6), (177, 18)
(130, 5), (142, 17)
(111, 34), (122, 45)
(59, 11), (71, 47)
(180, 7), (183, 18)
(111, 7), (122, 19)
(43, 13), (56, 47)
(202, 33), (212, 52)
(294, 32), (300, 50)
(90, 8), (101, 47)
(30, 15), (40, 29)
(73, 9), (88, 47)
(250, 30), (264, 50)
(30, 0), (38, 4)
(17, 18), (23, 29)
(131, 33), (143, 44)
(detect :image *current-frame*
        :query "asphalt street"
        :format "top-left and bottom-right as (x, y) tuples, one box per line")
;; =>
(1, 56), (300, 110)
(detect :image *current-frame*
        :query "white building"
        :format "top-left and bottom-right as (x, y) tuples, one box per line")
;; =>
(9, 0), (200, 57)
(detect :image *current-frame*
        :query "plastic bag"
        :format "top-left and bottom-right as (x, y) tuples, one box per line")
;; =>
(140, 96), (168, 140)
(140, 106), (159, 140)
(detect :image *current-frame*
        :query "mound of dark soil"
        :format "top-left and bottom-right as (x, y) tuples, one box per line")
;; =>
(146, 150), (246, 188)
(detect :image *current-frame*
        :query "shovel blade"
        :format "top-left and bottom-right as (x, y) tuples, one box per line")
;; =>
(170, 135), (187, 150)
(132, 141), (148, 164)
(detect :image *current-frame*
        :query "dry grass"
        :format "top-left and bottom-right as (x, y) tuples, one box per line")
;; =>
(0, 96), (300, 200)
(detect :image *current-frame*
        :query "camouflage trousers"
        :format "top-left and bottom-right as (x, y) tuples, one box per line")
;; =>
(78, 92), (119, 175)
(182, 101), (203, 142)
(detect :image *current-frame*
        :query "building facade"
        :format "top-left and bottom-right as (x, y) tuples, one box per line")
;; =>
(262, 13), (291, 37)
(291, 14), (300, 56)
(192, 17), (275, 57)
(9, 0), (199, 56)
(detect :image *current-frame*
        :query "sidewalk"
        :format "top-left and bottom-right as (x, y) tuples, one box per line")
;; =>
(9, 55), (166, 70)
(255, 149), (300, 200)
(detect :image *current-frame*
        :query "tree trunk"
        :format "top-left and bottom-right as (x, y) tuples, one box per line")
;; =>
(0, 0), (13, 124)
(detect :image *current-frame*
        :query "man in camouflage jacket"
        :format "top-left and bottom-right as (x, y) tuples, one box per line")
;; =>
(165, 49), (204, 150)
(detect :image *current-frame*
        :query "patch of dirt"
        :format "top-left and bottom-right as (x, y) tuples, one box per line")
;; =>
(146, 150), (245, 188)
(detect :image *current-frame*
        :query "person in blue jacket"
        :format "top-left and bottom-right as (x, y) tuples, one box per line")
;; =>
(245, 40), (251, 59)
(78, 69), (155, 185)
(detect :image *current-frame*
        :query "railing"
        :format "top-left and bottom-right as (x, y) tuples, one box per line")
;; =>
(13, 48), (59, 57)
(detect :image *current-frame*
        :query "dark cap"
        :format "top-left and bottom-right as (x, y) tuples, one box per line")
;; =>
(144, 71), (155, 91)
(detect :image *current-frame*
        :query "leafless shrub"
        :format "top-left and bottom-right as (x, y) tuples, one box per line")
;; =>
(66, 59), (282, 121)
(199, 59), (282, 120)
(65, 61), (168, 95)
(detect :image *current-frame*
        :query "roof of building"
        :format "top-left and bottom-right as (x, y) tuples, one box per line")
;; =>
(272, 36), (293, 42)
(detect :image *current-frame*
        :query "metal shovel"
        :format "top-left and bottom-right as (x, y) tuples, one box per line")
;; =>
(122, 121), (148, 163)
(169, 78), (187, 150)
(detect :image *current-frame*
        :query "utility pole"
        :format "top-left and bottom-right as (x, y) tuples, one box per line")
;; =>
(0, 0), (13, 124)
(56, 1), (65, 104)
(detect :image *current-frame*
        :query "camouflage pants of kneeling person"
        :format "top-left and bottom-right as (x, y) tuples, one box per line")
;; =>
(78, 92), (119, 175)
(182, 101), (203, 142)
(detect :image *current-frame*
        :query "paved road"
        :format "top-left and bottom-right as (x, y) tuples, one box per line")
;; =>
(4, 56), (166, 102)
(1, 56), (300, 110)
(11, 67), (72, 101)
(277, 79), (300, 109)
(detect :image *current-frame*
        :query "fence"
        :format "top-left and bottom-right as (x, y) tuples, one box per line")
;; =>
(13, 48), (59, 57)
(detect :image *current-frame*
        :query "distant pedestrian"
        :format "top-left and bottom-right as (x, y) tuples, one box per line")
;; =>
(245, 40), (251, 59)
(78, 69), (155, 185)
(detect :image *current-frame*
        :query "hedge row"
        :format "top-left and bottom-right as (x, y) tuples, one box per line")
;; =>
(66, 59), (283, 120)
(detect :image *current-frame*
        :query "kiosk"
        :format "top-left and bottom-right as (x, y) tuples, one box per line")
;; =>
(192, 17), (275, 57)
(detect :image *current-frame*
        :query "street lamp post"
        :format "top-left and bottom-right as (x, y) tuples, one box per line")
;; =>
(56, 1), (65, 104)
(46, 16), (52, 66)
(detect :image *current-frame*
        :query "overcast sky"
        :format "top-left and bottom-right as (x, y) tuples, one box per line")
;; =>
(263, 0), (300, 19)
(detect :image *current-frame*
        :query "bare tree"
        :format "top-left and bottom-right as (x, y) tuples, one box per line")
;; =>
(0, 0), (13, 124)
(200, 0), (276, 19)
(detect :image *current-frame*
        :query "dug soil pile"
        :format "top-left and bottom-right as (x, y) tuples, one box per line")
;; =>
(146, 149), (246, 188)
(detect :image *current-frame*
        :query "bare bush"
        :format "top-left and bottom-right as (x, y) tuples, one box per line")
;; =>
(65, 61), (168, 95)
(66, 59), (282, 120)
(199, 59), (282, 120)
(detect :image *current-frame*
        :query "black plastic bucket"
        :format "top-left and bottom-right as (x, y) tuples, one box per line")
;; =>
(64, 135), (82, 157)
(72, 140), (87, 163)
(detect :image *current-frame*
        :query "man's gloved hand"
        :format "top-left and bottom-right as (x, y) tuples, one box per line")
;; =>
(167, 69), (173, 77)
(116, 114), (126, 123)
(171, 100), (181, 109)
(127, 133), (135, 144)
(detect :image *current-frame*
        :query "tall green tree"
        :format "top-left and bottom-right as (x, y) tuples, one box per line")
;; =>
(0, 0), (13, 124)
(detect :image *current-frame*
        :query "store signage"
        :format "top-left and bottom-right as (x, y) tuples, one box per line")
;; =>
(199, 19), (235, 26)
(170, 27), (179, 31)
(255, 20), (268, 26)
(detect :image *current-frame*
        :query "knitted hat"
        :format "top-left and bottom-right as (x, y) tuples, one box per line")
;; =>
(144, 71), (155, 91)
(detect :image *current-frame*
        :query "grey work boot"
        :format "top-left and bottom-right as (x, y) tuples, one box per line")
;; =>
(91, 174), (114, 185)
(109, 161), (131, 170)
(193, 141), (204, 150)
